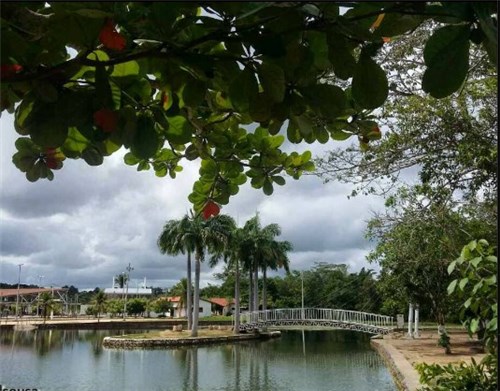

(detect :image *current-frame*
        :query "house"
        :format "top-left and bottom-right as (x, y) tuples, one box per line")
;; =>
(206, 298), (235, 316)
(166, 296), (212, 318)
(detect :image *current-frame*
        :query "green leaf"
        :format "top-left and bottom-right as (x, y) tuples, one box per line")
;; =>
(82, 146), (104, 166)
(459, 277), (469, 290)
(300, 84), (346, 119)
(352, 53), (388, 110)
(470, 318), (479, 333)
(286, 120), (302, 144)
(292, 114), (314, 137)
(272, 175), (286, 186)
(111, 61), (140, 78)
(373, 14), (424, 38)
(470, 257), (482, 268)
(259, 62), (286, 103)
(327, 29), (357, 80)
(180, 79), (206, 108)
(263, 179), (274, 195)
(166, 115), (193, 144)
(124, 152), (141, 165)
(447, 279), (458, 295)
(229, 67), (259, 112)
(30, 117), (68, 148)
(447, 260), (457, 275)
(131, 115), (160, 160)
(422, 25), (470, 98)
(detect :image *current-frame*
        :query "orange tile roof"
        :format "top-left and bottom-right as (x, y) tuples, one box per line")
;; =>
(206, 298), (234, 307)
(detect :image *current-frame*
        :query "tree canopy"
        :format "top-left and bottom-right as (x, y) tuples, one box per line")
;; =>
(1, 2), (497, 214)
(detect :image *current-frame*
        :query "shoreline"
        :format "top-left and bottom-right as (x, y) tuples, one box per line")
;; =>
(371, 338), (421, 391)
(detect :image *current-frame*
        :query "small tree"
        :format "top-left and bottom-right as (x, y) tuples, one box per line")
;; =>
(92, 290), (107, 322)
(38, 292), (55, 324)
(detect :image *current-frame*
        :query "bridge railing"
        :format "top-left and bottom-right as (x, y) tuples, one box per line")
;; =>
(240, 308), (394, 329)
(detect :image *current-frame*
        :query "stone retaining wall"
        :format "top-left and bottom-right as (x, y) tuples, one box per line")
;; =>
(371, 339), (421, 391)
(103, 331), (281, 349)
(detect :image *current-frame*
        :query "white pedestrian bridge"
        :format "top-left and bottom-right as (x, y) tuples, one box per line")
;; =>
(239, 308), (395, 335)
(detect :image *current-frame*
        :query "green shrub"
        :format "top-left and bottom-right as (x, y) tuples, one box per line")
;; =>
(416, 355), (497, 391)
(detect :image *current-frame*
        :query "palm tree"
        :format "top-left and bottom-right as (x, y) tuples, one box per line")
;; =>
(158, 217), (195, 330)
(114, 273), (128, 289)
(261, 239), (292, 312)
(161, 213), (234, 337)
(93, 290), (107, 322)
(38, 291), (55, 324)
(243, 214), (289, 312)
(210, 222), (252, 334)
(169, 278), (190, 318)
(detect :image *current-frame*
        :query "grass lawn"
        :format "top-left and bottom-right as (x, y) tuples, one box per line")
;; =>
(115, 328), (236, 340)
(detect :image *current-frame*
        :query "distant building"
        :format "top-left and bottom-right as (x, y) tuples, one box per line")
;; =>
(166, 296), (212, 318)
(206, 298), (235, 316)
(103, 287), (152, 298)
(104, 276), (152, 298)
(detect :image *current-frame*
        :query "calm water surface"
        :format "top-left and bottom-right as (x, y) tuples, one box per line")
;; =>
(0, 328), (396, 391)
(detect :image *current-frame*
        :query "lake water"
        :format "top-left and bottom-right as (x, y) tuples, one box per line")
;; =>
(0, 328), (396, 391)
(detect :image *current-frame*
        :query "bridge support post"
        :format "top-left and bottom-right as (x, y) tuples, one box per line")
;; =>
(407, 303), (414, 338)
(413, 304), (419, 338)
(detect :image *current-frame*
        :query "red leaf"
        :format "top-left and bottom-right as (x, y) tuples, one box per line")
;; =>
(99, 20), (126, 51)
(202, 201), (220, 220)
(1, 64), (23, 79)
(45, 157), (59, 169)
(93, 108), (119, 133)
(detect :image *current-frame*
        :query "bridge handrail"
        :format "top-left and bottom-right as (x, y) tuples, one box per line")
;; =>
(239, 308), (394, 329)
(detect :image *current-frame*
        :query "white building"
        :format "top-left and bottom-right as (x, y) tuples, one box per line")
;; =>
(166, 296), (212, 318)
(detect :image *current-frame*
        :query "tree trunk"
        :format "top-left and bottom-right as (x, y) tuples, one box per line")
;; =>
(191, 254), (201, 337)
(253, 261), (259, 311)
(249, 269), (254, 312)
(234, 258), (240, 334)
(262, 267), (267, 312)
(187, 251), (193, 330)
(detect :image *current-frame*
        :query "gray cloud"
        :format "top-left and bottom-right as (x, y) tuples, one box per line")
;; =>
(1, 112), (387, 290)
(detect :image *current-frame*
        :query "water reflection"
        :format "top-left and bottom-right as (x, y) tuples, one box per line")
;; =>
(0, 329), (395, 391)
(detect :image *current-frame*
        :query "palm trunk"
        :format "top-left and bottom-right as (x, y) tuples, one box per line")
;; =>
(191, 254), (201, 337)
(253, 261), (259, 311)
(234, 258), (240, 334)
(262, 267), (267, 312)
(187, 251), (192, 330)
(249, 269), (254, 312)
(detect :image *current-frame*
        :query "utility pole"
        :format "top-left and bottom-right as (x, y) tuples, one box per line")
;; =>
(15, 264), (24, 320)
(123, 263), (133, 320)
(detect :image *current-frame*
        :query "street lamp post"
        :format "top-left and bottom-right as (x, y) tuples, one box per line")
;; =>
(301, 271), (305, 320)
(37, 275), (44, 317)
(122, 263), (134, 320)
(15, 264), (24, 320)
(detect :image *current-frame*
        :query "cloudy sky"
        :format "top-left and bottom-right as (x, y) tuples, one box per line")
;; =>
(0, 111), (389, 291)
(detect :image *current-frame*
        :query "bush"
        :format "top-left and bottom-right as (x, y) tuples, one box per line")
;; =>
(416, 355), (497, 391)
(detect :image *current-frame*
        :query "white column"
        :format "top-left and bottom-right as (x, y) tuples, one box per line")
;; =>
(413, 304), (420, 338)
(407, 303), (414, 338)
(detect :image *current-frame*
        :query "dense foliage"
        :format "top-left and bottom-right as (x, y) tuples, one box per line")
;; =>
(1, 2), (497, 213)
